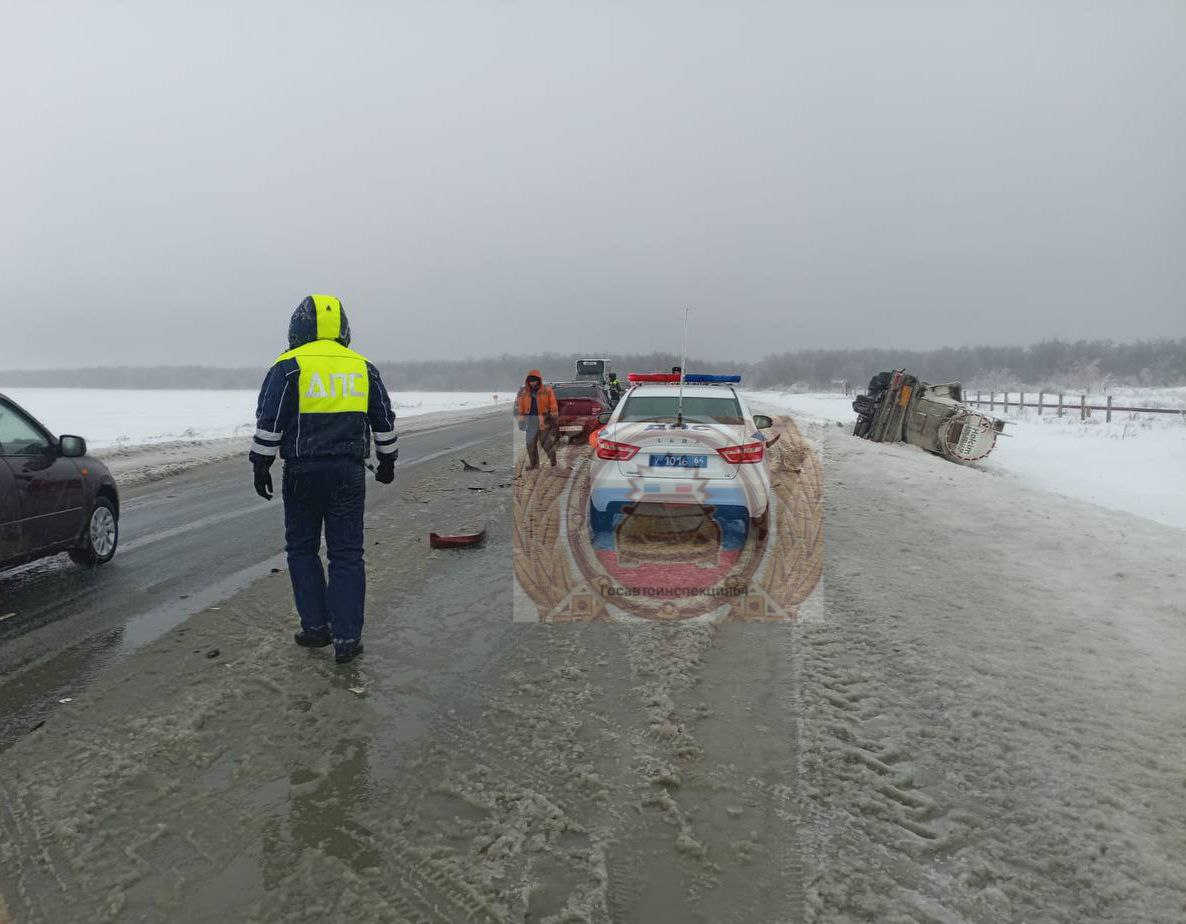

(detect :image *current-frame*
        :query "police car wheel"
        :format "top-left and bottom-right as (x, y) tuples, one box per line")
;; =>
(750, 511), (770, 542)
(70, 498), (119, 568)
(588, 504), (615, 537)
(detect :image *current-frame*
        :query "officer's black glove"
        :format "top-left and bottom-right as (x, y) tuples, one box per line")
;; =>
(375, 454), (396, 484)
(253, 458), (274, 500)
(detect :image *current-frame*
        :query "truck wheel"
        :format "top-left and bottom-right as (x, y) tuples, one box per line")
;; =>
(70, 497), (119, 568)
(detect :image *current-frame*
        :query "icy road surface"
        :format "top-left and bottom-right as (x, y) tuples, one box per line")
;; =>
(1, 419), (1185, 922)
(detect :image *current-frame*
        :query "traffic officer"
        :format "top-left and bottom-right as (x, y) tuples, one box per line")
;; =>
(606, 372), (623, 406)
(249, 295), (398, 664)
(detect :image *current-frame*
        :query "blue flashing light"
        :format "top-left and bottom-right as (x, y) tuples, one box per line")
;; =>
(684, 374), (742, 384)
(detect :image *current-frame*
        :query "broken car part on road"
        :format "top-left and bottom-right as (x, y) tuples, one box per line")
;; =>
(429, 526), (487, 549)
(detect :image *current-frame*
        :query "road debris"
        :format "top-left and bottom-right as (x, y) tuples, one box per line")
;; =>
(429, 527), (487, 549)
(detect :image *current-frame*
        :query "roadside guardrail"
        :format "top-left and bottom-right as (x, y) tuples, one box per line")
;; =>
(963, 392), (1185, 422)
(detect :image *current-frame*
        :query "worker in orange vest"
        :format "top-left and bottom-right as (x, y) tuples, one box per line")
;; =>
(514, 369), (559, 469)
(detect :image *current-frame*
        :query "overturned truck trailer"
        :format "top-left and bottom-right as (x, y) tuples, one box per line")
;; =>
(853, 370), (1005, 463)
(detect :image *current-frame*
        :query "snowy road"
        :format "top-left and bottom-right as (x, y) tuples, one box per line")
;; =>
(0, 409), (509, 752)
(1, 418), (1184, 922)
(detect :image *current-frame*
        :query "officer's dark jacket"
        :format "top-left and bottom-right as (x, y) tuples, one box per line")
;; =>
(248, 295), (397, 464)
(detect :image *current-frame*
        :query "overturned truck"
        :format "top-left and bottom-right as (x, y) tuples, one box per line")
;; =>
(853, 370), (1005, 463)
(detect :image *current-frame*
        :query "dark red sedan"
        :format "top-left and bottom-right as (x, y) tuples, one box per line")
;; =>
(0, 393), (120, 571)
(553, 382), (613, 443)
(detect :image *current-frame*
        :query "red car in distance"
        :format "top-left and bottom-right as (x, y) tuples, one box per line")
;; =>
(552, 382), (613, 443)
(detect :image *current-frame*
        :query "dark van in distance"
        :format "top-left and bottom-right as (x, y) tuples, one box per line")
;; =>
(0, 394), (120, 571)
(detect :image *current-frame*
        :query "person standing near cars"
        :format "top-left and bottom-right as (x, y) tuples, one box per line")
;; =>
(249, 295), (398, 664)
(606, 372), (624, 406)
(514, 369), (558, 469)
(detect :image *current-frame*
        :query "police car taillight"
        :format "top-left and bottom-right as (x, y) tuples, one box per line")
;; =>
(717, 441), (764, 464)
(596, 439), (640, 461)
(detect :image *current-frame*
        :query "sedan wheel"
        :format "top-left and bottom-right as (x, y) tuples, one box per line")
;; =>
(70, 497), (119, 567)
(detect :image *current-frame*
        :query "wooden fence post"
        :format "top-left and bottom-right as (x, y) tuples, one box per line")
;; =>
(1106, 395), (1113, 423)
(1038, 391), (1044, 415)
(990, 392), (995, 411)
(1080, 394), (1087, 420)
(1058, 393), (1064, 417)
(976, 390), (981, 406)
(1019, 391), (1024, 417)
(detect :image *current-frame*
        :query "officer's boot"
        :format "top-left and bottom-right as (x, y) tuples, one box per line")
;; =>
(294, 628), (332, 648)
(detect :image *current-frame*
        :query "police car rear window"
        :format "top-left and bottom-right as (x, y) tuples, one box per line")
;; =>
(618, 395), (743, 426)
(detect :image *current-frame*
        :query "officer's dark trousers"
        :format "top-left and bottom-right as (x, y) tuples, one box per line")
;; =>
(282, 458), (366, 644)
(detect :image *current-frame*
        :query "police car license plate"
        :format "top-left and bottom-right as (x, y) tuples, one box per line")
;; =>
(649, 454), (708, 468)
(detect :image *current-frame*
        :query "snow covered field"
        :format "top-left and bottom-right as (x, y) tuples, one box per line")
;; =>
(747, 388), (1186, 531)
(0, 388), (511, 450)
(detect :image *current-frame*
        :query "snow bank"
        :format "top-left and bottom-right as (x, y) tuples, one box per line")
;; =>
(0, 388), (512, 450)
(747, 389), (1186, 531)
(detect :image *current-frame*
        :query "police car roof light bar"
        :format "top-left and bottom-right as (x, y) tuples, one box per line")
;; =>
(625, 373), (742, 384)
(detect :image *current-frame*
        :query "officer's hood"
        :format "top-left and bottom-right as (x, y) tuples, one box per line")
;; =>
(288, 295), (352, 349)
(525, 369), (544, 388)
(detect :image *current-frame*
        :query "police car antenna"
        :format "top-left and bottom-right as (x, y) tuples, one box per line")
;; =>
(676, 307), (689, 428)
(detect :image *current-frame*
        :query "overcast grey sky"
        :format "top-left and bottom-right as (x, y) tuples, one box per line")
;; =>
(3, 0), (1183, 368)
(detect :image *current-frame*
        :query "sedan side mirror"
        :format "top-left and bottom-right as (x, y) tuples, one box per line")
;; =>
(59, 434), (87, 457)
(597, 412), (612, 425)
(753, 414), (774, 429)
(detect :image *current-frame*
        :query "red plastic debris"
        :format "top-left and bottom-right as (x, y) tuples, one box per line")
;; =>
(429, 527), (487, 549)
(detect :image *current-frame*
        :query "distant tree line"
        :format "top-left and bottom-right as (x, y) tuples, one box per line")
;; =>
(748, 338), (1186, 392)
(3, 338), (1183, 392)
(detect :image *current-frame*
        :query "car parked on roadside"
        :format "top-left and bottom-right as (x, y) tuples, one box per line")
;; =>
(586, 374), (775, 546)
(553, 381), (613, 444)
(0, 393), (120, 571)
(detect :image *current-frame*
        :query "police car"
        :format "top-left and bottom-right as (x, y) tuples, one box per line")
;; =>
(587, 374), (775, 547)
